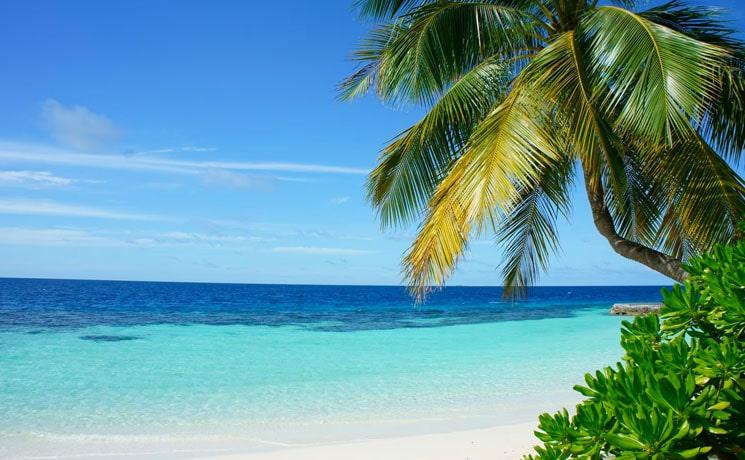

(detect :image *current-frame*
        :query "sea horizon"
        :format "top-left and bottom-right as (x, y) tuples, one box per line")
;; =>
(0, 276), (672, 289)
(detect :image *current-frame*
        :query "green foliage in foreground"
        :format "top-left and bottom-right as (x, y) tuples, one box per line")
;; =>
(525, 241), (745, 459)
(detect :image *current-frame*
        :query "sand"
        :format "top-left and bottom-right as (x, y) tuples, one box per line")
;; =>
(201, 422), (539, 460)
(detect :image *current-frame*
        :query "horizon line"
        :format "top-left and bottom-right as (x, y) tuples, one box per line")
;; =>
(0, 275), (674, 288)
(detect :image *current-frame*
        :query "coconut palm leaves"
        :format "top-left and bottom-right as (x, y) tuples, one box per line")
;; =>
(402, 86), (564, 297)
(496, 156), (573, 296)
(365, 57), (513, 228)
(342, 0), (745, 297)
(340, 2), (539, 105)
(583, 7), (727, 146)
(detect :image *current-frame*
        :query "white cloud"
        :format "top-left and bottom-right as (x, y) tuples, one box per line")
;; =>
(183, 146), (216, 153)
(0, 142), (369, 176)
(0, 199), (163, 221)
(0, 227), (271, 248)
(201, 220), (376, 242)
(0, 143), (197, 174)
(41, 99), (120, 151)
(0, 227), (123, 247)
(272, 246), (375, 256)
(173, 160), (368, 175)
(331, 196), (350, 205)
(201, 170), (270, 189)
(288, 228), (375, 241)
(133, 146), (216, 155)
(151, 231), (270, 246)
(0, 170), (74, 188)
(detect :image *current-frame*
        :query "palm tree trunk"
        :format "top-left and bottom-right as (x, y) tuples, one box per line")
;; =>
(582, 169), (688, 283)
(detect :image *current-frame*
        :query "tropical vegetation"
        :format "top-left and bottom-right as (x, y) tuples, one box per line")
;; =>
(341, 0), (745, 298)
(524, 237), (745, 459)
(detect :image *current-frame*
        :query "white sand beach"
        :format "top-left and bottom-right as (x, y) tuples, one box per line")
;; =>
(202, 422), (538, 460)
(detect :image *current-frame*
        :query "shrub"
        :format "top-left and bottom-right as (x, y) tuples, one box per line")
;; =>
(524, 241), (745, 459)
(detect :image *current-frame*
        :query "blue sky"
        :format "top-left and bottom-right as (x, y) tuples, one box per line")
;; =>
(0, 0), (741, 286)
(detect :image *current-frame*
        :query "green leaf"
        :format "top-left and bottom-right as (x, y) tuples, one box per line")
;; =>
(707, 401), (730, 411)
(677, 446), (712, 458)
(607, 433), (645, 450)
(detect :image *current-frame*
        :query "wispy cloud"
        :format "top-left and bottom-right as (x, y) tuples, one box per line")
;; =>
(287, 228), (375, 242)
(0, 143), (199, 174)
(145, 158), (369, 175)
(152, 231), (270, 246)
(203, 220), (372, 239)
(0, 142), (369, 176)
(117, 231), (269, 248)
(131, 146), (216, 155)
(272, 246), (375, 256)
(0, 227), (271, 248)
(201, 169), (270, 189)
(331, 196), (350, 205)
(41, 100), (120, 151)
(0, 170), (74, 188)
(0, 199), (164, 221)
(0, 227), (123, 247)
(200, 220), (377, 243)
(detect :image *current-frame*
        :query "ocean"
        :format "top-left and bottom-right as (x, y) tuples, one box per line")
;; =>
(0, 279), (666, 458)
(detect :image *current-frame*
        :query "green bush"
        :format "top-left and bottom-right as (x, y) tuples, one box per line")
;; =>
(525, 241), (745, 459)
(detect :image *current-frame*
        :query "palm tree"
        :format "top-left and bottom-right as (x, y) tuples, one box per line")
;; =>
(340, 0), (745, 299)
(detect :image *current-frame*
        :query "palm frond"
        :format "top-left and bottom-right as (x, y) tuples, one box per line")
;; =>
(609, 0), (641, 8)
(701, 62), (745, 162)
(639, 0), (745, 162)
(353, 0), (542, 20)
(368, 57), (512, 227)
(354, 0), (429, 20)
(657, 206), (695, 261)
(640, 0), (743, 50)
(402, 82), (561, 299)
(603, 147), (666, 247)
(353, 1), (539, 106)
(582, 6), (728, 147)
(649, 129), (745, 255)
(518, 30), (629, 222)
(338, 24), (396, 101)
(496, 156), (573, 298)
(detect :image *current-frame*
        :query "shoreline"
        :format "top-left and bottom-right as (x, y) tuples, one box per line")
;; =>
(197, 422), (539, 460)
(1, 416), (548, 460)
(1, 408), (553, 459)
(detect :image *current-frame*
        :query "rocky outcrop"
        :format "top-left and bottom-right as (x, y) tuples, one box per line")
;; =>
(609, 303), (662, 316)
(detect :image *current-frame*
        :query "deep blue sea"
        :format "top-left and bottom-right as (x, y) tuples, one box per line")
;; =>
(0, 279), (666, 458)
(0, 278), (666, 331)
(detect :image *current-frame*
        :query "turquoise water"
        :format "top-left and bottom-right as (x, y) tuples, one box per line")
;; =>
(0, 280), (663, 458)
